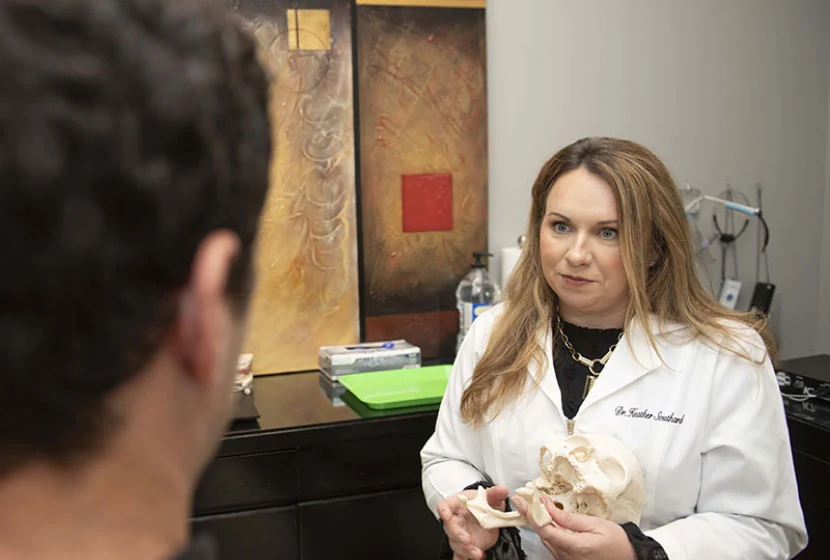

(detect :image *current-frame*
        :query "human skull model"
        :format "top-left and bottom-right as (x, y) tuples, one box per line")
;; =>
(459, 433), (644, 528)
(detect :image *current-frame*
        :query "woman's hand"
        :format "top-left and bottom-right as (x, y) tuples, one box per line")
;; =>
(511, 495), (636, 560)
(437, 486), (510, 560)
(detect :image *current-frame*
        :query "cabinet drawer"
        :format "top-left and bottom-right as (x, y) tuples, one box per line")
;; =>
(794, 450), (830, 510)
(192, 506), (298, 560)
(299, 488), (442, 560)
(194, 450), (297, 516)
(297, 432), (428, 500)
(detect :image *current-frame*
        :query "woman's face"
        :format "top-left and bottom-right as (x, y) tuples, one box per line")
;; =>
(539, 167), (630, 328)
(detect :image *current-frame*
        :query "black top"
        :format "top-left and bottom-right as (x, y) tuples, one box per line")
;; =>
(553, 319), (624, 419)
(168, 535), (217, 560)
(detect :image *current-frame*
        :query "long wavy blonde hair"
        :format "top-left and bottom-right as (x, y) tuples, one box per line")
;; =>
(461, 137), (773, 427)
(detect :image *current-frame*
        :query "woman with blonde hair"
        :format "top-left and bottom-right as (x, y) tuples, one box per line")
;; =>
(421, 137), (806, 560)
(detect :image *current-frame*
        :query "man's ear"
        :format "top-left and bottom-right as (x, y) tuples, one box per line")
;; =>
(176, 230), (241, 386)
(648, 247), (660, 268)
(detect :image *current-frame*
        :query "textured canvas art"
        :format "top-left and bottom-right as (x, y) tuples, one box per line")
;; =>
(356, 5), (488, 360)
(230, 0), (360, 374)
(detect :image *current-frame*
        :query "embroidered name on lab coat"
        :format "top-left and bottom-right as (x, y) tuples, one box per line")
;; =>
(615, 406), (685, 424)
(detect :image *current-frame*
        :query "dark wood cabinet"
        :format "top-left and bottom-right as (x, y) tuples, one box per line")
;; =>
(296, 433), (426, 501)
(797, 500), (830, 560)
(189, 372), (442, 560)
(789, 418), (830, 559)
(193, 506), (299, 560)
(298, 488), (443, 560)
(194, 451), (298, 516)
(192, 440), (440, 560)
(190, 372), (830, 560)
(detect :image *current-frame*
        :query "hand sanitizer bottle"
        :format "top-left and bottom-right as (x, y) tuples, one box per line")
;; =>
(456, 252), (501, 354)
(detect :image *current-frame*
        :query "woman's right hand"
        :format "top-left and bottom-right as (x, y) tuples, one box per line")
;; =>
(437, 486), (509, 560)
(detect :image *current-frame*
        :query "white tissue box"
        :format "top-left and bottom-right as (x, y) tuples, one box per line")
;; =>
(318, 340), (421, 380)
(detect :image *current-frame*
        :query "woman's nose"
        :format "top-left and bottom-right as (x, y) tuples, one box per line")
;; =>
(565, 235), (591, 266)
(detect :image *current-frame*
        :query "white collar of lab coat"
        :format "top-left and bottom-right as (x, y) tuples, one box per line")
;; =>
(534, 314), (688, 414)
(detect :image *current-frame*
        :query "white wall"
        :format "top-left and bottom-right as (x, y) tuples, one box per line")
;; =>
(487, 0), (830, 358)
(819, 61), (830, 354)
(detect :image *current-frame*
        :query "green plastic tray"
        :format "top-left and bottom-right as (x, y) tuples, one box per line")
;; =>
(340, 390), (442, 418)
(338, 365), (452, 410)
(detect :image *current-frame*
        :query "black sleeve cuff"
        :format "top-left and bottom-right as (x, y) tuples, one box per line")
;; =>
(437, 481), (526, 560)
(620, 522), (669, 560)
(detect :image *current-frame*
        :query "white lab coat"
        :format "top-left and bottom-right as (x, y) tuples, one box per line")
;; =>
(421, 305), (807, 560)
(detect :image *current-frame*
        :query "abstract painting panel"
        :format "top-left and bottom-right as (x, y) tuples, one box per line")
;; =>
(357, 5), (487, 359)
(230, 0), (360, 374)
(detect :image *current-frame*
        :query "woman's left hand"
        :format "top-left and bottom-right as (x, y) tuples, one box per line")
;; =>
(511, 495), (636, 560)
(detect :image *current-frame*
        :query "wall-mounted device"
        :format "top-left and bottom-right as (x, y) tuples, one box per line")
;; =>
(684, 188), (773, 316)
(748, 281), (776, 315)
(718, 279), (742, 310)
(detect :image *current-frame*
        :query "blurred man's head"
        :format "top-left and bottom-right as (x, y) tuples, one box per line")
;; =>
(0, 0), (271, 481)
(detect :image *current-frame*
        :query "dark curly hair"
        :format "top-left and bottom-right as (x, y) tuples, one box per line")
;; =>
(0, 0), (271, 474)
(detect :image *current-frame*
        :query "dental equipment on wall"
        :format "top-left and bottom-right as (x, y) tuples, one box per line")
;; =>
(683, 182), (775, 315)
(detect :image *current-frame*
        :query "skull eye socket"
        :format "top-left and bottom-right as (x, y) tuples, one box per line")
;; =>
(596, 456), (627, 486)
(571, 446), (593, 462)
(552, 455), (579, 485)
(552, 501), (565, 510)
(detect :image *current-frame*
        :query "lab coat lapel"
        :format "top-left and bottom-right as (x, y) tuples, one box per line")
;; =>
(580, 316), (679, 410)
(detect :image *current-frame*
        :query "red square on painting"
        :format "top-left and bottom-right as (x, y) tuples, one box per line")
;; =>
(401, 173), (453, 232)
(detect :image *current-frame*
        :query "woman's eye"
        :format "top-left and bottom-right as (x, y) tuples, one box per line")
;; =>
(599, 227), (618, 240)
(552, 222), (569, 233)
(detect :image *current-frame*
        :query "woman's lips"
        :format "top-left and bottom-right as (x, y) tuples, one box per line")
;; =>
(561, 274), (594, 287)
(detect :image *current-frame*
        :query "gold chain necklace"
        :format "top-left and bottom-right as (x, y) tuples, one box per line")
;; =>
(555, 314), (623, 399)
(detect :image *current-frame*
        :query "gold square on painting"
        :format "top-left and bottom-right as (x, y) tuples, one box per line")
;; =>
(286, 9), (331, 51)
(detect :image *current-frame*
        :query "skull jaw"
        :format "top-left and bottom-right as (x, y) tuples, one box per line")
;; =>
(455, 485), (553, 529)
(456, 486), (525, 529)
